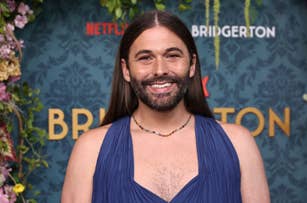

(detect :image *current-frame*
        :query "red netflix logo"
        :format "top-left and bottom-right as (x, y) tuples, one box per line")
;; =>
(202, 76), (209, 97)
(86, 22), (128, 36)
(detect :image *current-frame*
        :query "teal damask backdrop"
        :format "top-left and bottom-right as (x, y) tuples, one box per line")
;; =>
(16, 0), (307, 202)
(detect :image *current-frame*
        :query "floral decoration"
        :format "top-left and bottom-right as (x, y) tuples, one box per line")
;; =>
(0, 0), (47, 203)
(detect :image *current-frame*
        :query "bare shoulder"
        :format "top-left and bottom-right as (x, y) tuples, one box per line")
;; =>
(75, 124), (111, 152)
(217, 121), (270, 203)
(217, 120), (260, 168)
(217, 121), (254, 149)
(69, 124), (112, 165)
(61, 124), (111, 203)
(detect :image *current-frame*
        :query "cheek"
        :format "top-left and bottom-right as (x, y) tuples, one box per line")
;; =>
(128, 67), (148, 81)
(170, 62), (191, 75)
(128, 63), (152, 78)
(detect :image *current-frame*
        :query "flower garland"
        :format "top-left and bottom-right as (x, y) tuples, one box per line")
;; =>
(0, 1), (47, 203)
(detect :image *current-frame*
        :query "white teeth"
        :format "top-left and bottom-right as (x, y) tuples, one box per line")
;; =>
(151, 83), (171, 88)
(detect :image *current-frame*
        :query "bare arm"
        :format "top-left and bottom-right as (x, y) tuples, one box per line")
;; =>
(221, 123), (270, 203)
(61, 126), (109, 203)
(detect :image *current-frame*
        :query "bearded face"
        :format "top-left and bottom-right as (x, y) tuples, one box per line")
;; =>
(121, 26), (196, 112)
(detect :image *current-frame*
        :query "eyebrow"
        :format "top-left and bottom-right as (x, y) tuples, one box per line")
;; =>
(134, 47), (184, 58)
(165, 47), (184, 55)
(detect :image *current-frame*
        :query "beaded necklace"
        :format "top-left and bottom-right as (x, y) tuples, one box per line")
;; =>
(132, 114), (192, 137)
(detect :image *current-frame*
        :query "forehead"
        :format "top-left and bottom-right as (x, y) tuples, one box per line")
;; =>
(129, 26), (189, 55)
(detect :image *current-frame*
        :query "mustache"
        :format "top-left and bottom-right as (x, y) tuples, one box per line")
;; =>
(141, 75), (181, 86)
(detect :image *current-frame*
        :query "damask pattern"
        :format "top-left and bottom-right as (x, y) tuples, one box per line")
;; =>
(17, 0), (307, 202)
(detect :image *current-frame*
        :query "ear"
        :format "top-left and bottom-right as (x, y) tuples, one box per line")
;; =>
(121, 59), (131, 82)
(189, 54), (196, 78)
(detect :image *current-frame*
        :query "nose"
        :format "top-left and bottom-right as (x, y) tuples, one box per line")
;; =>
(153, 57), (169, 76)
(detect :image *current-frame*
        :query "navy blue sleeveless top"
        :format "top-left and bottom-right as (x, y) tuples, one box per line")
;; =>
(92, 115), (242, 203)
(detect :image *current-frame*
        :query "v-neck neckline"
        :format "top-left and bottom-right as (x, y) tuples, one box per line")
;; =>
(128, 115), (203, 203)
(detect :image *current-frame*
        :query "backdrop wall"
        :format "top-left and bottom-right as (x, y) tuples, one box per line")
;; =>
(18, 0), (307, 202)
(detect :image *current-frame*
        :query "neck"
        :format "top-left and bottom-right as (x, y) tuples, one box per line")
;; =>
(132, 100), (192, 130)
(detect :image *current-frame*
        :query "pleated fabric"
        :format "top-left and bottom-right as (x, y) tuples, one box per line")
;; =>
(92, 115), (242, 203)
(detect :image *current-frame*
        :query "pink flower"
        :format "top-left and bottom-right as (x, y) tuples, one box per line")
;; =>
(6, 0), (16, 12)
(14, 15), (28, 29)
(4, 186), (16, 203)
(4, 24), (15, 43)
(0, 83), (11, 102)
(0, 165), (11, 187)
(0, 35), (4, 43)
(17, 2), (30, 15)
(5, 24), (15, 32)
(8, 76), (21, 83)
(0, 189), (9, 203)
(0, 166), (10, 179)
(0, 45), (12, 59)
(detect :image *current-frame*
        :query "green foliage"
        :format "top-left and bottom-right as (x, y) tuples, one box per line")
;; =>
(100, 0), (193, 21)
(5, 82), (49, 202)
(0, 3), (47, 202)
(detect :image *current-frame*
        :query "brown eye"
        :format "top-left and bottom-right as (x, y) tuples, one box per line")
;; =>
(138, 55), (152, 61)
(167, 54), (180, 58)
(166, 53), (181, 61)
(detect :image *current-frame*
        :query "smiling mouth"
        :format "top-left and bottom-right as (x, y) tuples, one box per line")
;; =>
(145, 81), (176, 95)
(150, 82), (172, 88)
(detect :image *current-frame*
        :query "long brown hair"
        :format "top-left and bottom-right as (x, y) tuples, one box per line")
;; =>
(101, 10), (213, 125)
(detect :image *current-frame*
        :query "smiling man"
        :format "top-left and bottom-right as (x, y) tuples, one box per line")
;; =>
(62, 10), (270, 203)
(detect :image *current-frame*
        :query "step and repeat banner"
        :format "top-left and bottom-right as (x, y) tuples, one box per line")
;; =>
(18, 0), (307, 202)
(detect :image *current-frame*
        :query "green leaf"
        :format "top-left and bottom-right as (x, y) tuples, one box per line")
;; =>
(106, 1), (116, 12)
(42, 160), (49, 168)
(155, 3), (165, 11)
(129, 7), (138, 19)
(115, 7), (123, 19)
(179, 4), (191, 11)
(7, 122), (13, 132)
(28, 14), (36, 22)
(0, 3), (10, 17)
(28, 199), (37, 203)
(100, 0), (108, 6)
(19, 145), (29, 154)
(131, 0), (137, 5)
(11, 93), (20, 102)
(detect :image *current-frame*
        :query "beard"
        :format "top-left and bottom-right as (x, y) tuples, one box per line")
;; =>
(129, 72), (191, 112)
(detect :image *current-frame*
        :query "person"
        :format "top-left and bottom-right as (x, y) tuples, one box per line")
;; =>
(61, 10), (270, 203)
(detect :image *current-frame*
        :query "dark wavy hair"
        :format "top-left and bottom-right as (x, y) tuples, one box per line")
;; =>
(101, 10), (213, 125)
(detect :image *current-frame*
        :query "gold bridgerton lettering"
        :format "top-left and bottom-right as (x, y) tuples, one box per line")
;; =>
(48, 109), (69, 140)
(48, 107), (291, 140)
(213, 107), (290, 137)
(72, 109), (94, 139)
(48, 108), (106, 140)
